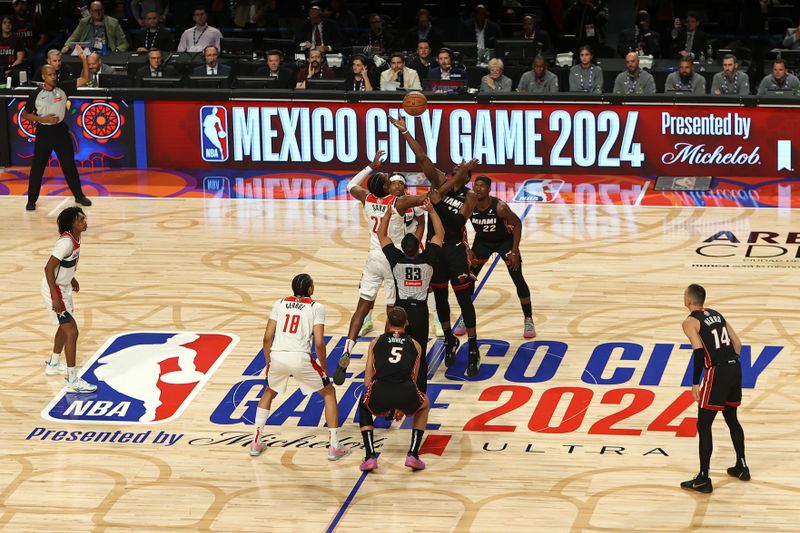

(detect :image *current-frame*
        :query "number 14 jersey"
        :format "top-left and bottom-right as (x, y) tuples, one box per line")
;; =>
(269, 296), (326, 354)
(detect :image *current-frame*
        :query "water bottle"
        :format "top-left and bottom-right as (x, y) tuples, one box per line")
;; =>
(706, 44), (713, 64)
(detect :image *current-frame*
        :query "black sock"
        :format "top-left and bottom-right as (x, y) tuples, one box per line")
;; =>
(468, 336), (478, 353)
(699, 470), (708, 479)
(443, 327), (454, 343)
(521, 302), (532, 318)
(408, 429), (424, 458)
(361, 429), (375, 458)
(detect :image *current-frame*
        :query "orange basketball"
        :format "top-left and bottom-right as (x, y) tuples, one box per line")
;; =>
(402, 91), (428, 116)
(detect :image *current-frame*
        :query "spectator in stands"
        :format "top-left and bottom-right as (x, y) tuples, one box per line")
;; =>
(295, 48), (334, 88)
(0, 15), (25, 78)
(12, 0), (46, 60)
(407, 39), (437, 81)
(177, 6), (222, 53)
(36, 49), (74, 83)
(758, 59), (800, 95)
(781, 20), (800, 50)
(569, 45), (603, 93)
(135, 48), (178, 83)
(670, 12), (708, 60)
(256, 49), (294, 89)
(518, 55), (559, 93)
(324, 0), (358, 47)
(380, 52), (422, 91)
(233, 0), (280, 35)
(63, 1), (128, 53)
(664, 57), (706, 93)
(480, 58), (511, 92)
(86, 51), (114, 87)
(711, 54), (750, 95)
(134, 11), (174, 52)
(191, 45), (231, 77)
(403, 9), (442, 54)
(613, 51), (656, 94)
(358, 14), (390, 55)
(461, 4), (502, 51)
(296, 5), (342, 53)
(617, 10), (661, 58)
(428, 48), (466, 80)
(344, 53), (376, 91)
(564, 0), (608, 49)
(129, 0), (167, 28)
(513, 14), (552, 55)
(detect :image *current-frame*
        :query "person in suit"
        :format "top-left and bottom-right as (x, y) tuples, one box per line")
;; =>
(62, 1), (128, 53)
(86, 51), (115, 87)
(617, 10), (660, 57)
(191, 45), (231, 76)
(135, 48), (178, 85)
(671, 11), (708, 60)
(781, 20), (800, 50)
(134, 11), (175, 52)
(295, 4), (342, 53)
(356, 13), (390, 55)
(407, 39), (438, 81)
(254, 49), (295, 89)
(403, 8), (442, 53)
(380, 52), (422, 90)
(427, 48), (466, 80)
(513, 14), (552, 55)
(35, 49), (75, 84)
(461, 4), (501, 51)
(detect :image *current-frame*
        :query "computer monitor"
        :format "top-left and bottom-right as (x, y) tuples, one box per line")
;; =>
(423, 79), (466, 93)
(100, 73), (132, 88)
(442, 42), (478, 62)
(778, 49), (800, 70)
(188, 75), (231, 88)
(494, 39), (539, 64)
(220, 38), (253, 57)
(262, 38), (297, 56)
(138, 76), (183, 88)
(234, 76), (280, 89)
(305, 78), (346, 91)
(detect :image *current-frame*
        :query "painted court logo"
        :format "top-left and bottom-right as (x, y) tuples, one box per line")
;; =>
(514, 179), (564, 202)
(200, 105), (229, 162)
(42, 332), (238, 424)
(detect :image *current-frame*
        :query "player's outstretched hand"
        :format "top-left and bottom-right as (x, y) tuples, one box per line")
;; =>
(387, 115), (407, 132)
(428, 188), (441, 205)
(463, 158), (479, 171)
(371, 149), (386, 170)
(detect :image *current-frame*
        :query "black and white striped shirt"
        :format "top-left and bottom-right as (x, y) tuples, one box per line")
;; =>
(382, 243), (440, 302)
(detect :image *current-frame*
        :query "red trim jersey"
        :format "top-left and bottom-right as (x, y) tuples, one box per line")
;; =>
(269, 296), (326, 353)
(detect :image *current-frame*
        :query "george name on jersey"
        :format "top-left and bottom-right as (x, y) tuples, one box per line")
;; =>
(286, 302), (307, 310)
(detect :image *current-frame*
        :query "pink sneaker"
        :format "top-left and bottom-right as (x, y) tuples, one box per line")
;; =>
(523, 318), (536, 339)
(249, 440), (265, 457)
(328, 445), (352, 461)
(360, 456), (379, 471)
(452, 317), (467, 336)
(404, 455), (426, 471)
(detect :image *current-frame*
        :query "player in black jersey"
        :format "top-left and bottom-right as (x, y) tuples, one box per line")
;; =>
(357, 306), (431, 472)
(388, 115), (484, 377)
(467, 175), (535, 339)
(680, 284), (749, 493)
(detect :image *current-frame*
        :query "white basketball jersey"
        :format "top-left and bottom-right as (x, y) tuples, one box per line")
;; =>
(269, 296), (326, 354)
(363, 193), (420, 250)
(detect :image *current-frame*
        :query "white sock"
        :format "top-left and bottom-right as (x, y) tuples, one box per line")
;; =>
(344, 338), (355, 353)
(329, 427), (339, 448)
(67, 367), (77, 382)
(254, 407), (269, 429)
(50, 352), (61, 364)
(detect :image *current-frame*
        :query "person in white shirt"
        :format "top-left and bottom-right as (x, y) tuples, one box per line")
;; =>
(380, 52), (422, 90)
(249, 274), (351, 461)
(177, 6), (222, 53)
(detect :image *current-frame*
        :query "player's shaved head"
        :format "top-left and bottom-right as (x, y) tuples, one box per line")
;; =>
(686, 283), (706, 305)
(387, 306), (408, 327)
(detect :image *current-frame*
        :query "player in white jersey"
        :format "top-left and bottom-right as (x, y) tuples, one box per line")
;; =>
(335, 151), (427, 385)
(249, 274), (351, 461)
(42, 207), (97, 393)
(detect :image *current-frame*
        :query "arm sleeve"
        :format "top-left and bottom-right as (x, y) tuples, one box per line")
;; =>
(692, 347), (704, 385)
(313, 302), (326, 326)
(347, 164), (372, 191)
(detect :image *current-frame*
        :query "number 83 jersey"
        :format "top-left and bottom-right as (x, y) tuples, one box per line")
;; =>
(269, 296), (326, 354)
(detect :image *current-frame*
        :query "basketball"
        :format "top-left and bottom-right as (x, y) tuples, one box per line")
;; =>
(402, 91), (428, 116)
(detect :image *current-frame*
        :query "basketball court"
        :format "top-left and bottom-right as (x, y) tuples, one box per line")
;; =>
(1, 173), (798, 531)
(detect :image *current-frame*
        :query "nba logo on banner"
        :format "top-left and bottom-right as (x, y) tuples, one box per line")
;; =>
(200, 105), (229, 162)
(514, 179), (564, 202)
(42, 332), (239, 424)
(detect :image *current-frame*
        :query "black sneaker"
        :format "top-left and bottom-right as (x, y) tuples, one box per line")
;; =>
(75, 196), (92, 206)
(333, 351), (350, 385)
(680, 474), (713, 493)
(25, 202), (36, 211)
(466, 346), (480, 377)
(727, 464), (751, 481)
(443, 337), (460, 368)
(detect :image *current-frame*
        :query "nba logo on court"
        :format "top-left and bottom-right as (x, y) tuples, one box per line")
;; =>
(42, 332), (239, 424)
(514, 179), (564, 202)
(200, 105), (229, 162)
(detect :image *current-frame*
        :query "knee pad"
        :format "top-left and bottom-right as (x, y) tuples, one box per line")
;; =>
(509, 268), (530, 299)
(455, 288), (476, 328)
(358, 396), (374, 428)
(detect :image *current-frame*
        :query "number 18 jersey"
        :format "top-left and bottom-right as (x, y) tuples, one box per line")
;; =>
(269, 296), (326, 354)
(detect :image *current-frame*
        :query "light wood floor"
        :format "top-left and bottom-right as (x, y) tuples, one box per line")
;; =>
(1, 196), (798, 532)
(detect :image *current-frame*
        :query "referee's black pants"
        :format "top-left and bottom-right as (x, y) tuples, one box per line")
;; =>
(398, 298), (430, 393)
(28, 123), (85, 204)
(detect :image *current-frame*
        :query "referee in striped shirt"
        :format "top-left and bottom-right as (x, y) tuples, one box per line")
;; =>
(378, 198), (444, 393)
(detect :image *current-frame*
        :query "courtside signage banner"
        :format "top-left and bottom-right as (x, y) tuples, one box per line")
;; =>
(144, 100), (800, 176)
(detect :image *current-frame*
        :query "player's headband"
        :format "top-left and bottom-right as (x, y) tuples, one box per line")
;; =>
(389, 173), (406, 183)
(475, 175), (492, 186)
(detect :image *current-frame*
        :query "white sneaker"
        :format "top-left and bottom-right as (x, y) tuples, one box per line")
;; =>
(328, 445), (352, 461)
(358, 317), (373, 337)
(64, 377), (97, 394)
(45, 359), (67, 375)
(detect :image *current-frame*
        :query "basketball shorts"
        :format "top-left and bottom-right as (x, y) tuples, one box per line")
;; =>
(359, 249), (396, 305)
(363, 380), (425, 416)
(699, 360), (742, 411)
(41, 279), (74, 325)
(267, 351), (330, 395)
(430, 241), (471, 291)
(472, 237), (518, 267)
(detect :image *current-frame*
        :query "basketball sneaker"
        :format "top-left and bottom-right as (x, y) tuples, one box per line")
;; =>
(404, 454), (426, 471)
(443, 337), (460, 368)
(452, 317), (466, 336)
(358, 317), (373, 337)
(333, 351), (350, 385)
(45, 359), (67, 375)
(328, 445), (352, 461)
(360, 455), (378, 471)
(467, 346), (480, 377)
(249, 428), (265, 456)
(680, 474), (713, 493)
(64, 377), (97, 394)
(523, 318), (536, 339)
(433, 315), (444, 337)
(727, 464), (751, 481)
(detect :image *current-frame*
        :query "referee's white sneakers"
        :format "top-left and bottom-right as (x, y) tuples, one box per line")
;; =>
(64, 377), (97, 394)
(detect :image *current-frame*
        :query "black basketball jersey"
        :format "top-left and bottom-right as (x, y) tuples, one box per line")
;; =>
(690, 308), (738, 367)
(471, 197), (512, 243)
(428, 182), (469, 244)
(372, 332), (420, 384)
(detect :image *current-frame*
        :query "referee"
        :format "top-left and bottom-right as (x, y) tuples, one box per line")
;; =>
(23, 44), (92, 211)
(378, 199), (444, 393)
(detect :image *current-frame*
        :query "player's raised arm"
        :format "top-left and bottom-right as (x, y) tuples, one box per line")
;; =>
(377, 205), (394, 248)
(395, 191), (426, 212)
(347, 150), (385, 203)
(424, 199), (444, 247)
(497, 199), (522, 271)
(364, 337), (378, 386)
(682, 316), (704, 401)
(388, 115), (445, 188)
(434, 159), (479, 201)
